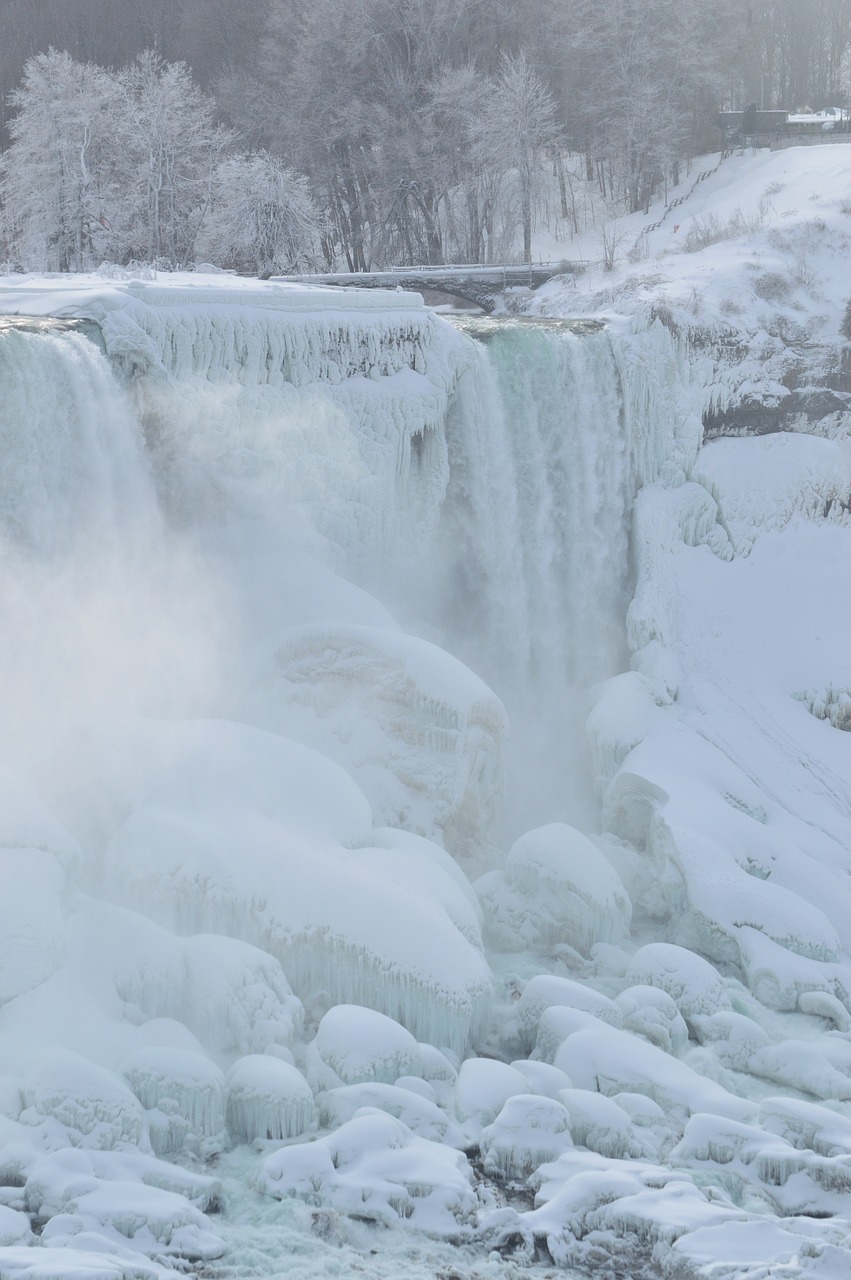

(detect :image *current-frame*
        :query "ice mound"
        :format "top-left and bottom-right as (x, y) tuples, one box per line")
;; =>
(0, 851), (65, 1006)
(11, 1147), (223, 1271)
(266, 624), (507, 859)
(181, 934), (304, 1054)
(20, 1051), (146, 1151)
(532, 1006), (623, 1065)
(120, 1048), (226, 1158)
(479, 1096), (573, 1180)
(616, 985), (689, 1055)
(759, 1095), (851, 1157)
(307, 1006), (422, 1090)
(0, 1206), (31, 1246)
(556, 1089), (644, 1160)
(454, 1059), (530, 1132)
(553, 1023), (753, 1124)
(258, 1111), (479, 1236)
(671, 1110), (851, 1219)
(625, 943), (731, 1022)
(317, 1083), (461, 1145)
(477, 823), (630, 954)
(0, 1246), (179, 1278)
(77, 901), (304, 1056)
(586, 670), (669, 796)
(486, 1149), (744, 1276)
(63, 719), (492, 1054)
(509, 1060), (574, 1100)
(690, 1010), (771, 1071)
(505, 975), (623, 1055)
(226, 1055), (315, 1142)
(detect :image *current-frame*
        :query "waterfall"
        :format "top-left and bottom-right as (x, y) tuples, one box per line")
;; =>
(0, 322), (158, 554)
(419, 320), (633, 835)
(0, 306), (647, 843)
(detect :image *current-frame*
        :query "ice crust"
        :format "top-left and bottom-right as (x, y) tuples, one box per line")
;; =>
(0, 264), (850, 1278)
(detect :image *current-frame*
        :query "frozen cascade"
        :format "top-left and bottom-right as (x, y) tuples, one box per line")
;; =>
(0, 323), (159, 554)
(432, 321), (633, 832)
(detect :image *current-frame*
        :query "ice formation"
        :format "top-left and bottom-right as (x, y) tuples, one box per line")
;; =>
(225, 1056), (316, 1142)
(0, 215), (849, 1280)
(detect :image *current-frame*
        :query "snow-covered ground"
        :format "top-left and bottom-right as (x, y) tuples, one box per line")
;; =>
(0, 143), (850, 1280)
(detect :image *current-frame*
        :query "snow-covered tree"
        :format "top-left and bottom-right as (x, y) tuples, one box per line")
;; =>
(114, 51), (232, 266)
(1, 49), (119, 270)
(479, 52), (558, 262)
(199, 152), (322, 275)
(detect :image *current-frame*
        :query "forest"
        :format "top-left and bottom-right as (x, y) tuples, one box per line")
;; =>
(1, 0), (850, 273)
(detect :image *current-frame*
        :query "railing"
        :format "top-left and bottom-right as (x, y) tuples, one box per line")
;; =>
(770, 132), (851, 150)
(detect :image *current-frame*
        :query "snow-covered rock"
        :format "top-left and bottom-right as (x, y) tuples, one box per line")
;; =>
(226, 1055), (315, 1142)
(306, 1006), (423, 1091)
(478, 823), (630, 955)
(19, 1051), (147, 1151)
(120, 1047), (227, 1157)
(258, 1111), (478, 1236)
(479, 1095), (573, 1180)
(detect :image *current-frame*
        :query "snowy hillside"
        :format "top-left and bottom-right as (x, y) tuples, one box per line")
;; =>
(0, 142), (849, 1280)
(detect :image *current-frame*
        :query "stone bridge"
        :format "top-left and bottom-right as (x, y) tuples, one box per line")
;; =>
(275, 263), (577, 313)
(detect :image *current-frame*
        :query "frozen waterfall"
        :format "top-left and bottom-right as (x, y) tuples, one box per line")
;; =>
(1, 275), (849, 1280)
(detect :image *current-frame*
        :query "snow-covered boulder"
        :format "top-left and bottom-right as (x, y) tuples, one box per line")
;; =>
(556, 1088), (643, 1160)
(509, 1060), (573, 1100)
(259, 1111), (478, 1236)
(532, 1006), (614, 1064)
(19, 1050), (146, 1151)
(183, 934), (304, 1053)
(121, 1048), (227, 1157)
(506, 975), (623, 1055)
(23, 1147), (223, 1262)
(624, 943), (731, 1022)
(67, 718), (492, 1056)
(616, 984), (689, 1055)
(480, 1095), (573, 1180)
(306, 1006), (423, 1092)
(317, 1083), (460, 1145)
(0, 1206), (31, 1247)
(226, 1055), (315, 1142)
(478, 823), (630, 955)
(76, 900), (304, 1056)
(554, 1023), (753, 1125)
(454, 1059), (530, 1131)
(266, 624), (507, 860)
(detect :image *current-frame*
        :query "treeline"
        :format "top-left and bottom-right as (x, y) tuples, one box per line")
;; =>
(1, 0), (849, 273)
